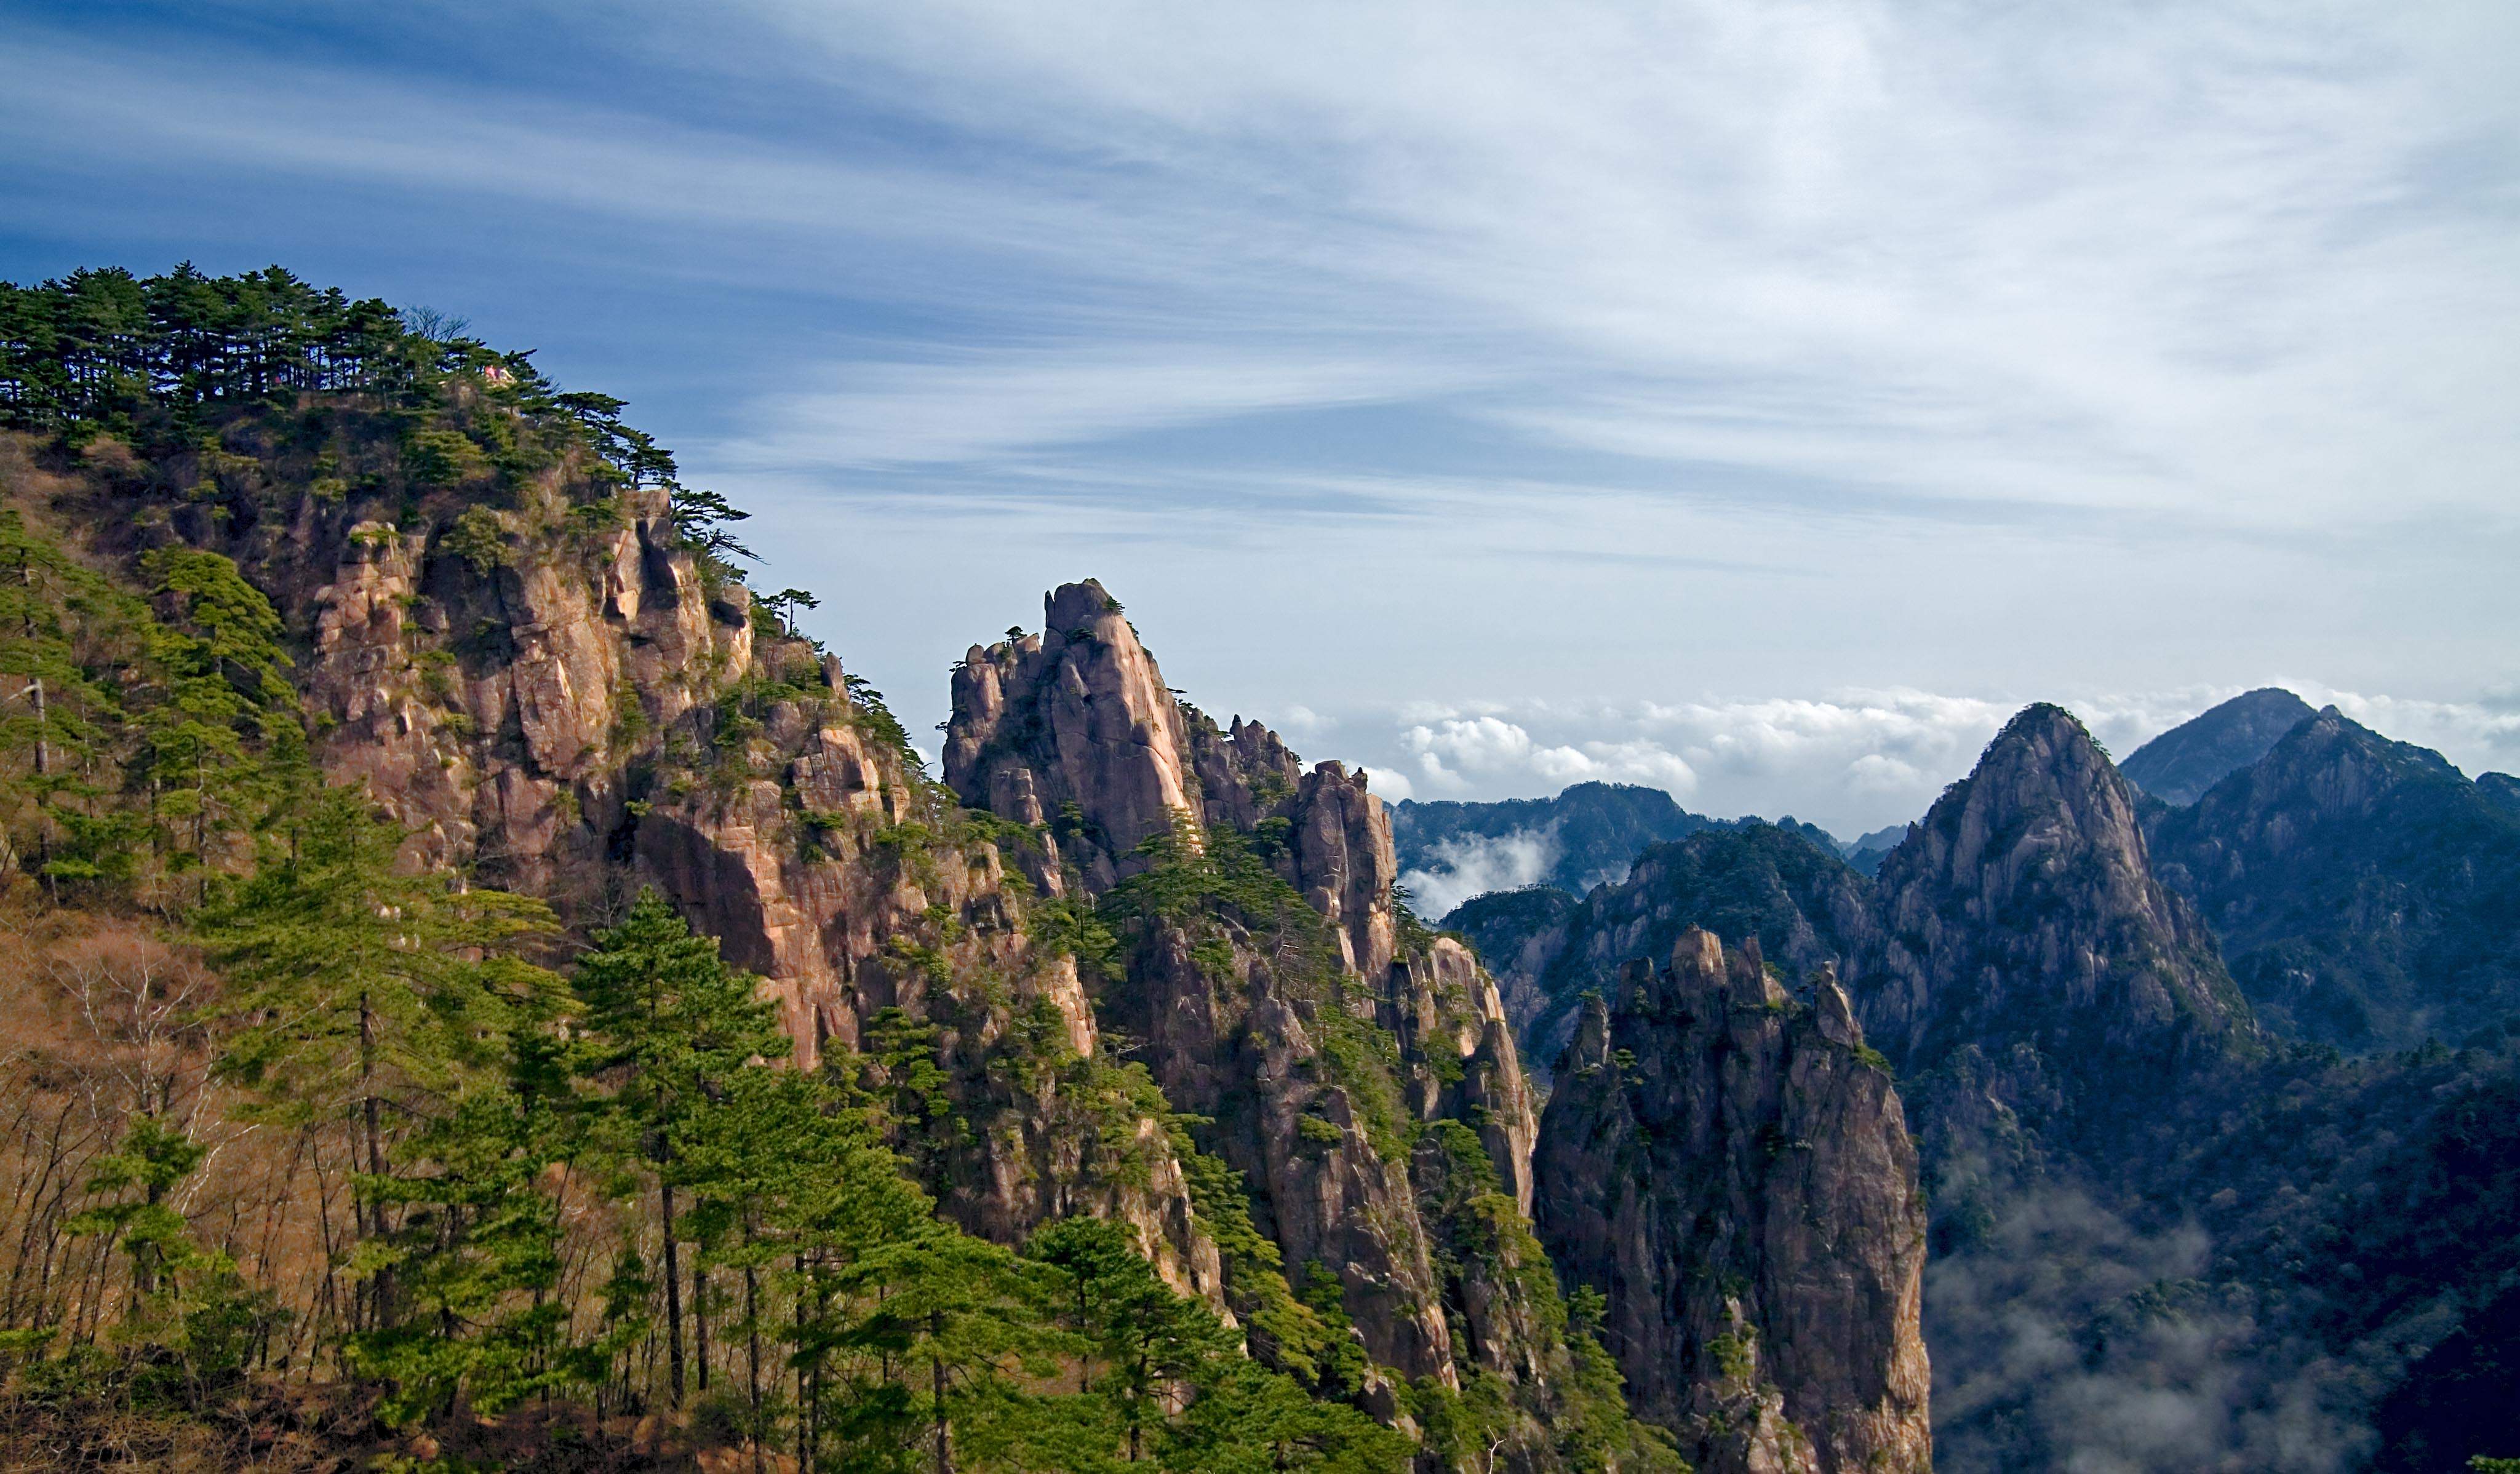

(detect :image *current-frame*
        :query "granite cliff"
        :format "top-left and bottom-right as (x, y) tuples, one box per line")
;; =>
(946, 580), (1681, 1470)
(1535, 930), (1931, 1474)
(7, 388), (1234, 1311)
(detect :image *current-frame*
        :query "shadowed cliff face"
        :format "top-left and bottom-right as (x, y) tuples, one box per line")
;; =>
(1534, 928), (1931, 1474)
(2147, 705), (2520, 1054)
(1859, 703), (2255, 1177)
(1461, 824), (1884, 1084)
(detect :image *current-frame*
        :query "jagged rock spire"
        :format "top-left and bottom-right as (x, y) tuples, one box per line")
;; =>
(1536, 927), (1932, 1474)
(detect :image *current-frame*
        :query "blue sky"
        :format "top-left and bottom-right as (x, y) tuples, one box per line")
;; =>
(6, 1), (2518, 834)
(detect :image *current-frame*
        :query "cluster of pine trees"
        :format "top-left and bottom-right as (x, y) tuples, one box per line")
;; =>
(0, 786), (1407, 1465)
(5, 788), (1405, 1470)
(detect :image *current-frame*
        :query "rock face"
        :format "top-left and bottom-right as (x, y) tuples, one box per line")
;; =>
(2147, 706), (2520, 1052)
(1448, 824), (1881, 1085)
(947, 586), (1519, 1376)
(2118, 687), (2316, 806)
(183, 471), (1229, 1309)
(1858, 704), (2252, 1169)
(945, 580), (1203, 893)
(947, 581), (1400, 979)
(1535, 930), (1931, 1474)
(147, 410), (1912, 1472)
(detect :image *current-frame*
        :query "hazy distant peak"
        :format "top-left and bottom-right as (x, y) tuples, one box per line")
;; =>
(2120, 687), (2318, 805)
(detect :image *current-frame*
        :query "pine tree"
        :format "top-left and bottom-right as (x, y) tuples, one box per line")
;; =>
(344, 1017), (587, 1425)
(572, 889), (788, 1406)
(200, 787), (559, 1333)
(1026, 1217), (1237, 1464)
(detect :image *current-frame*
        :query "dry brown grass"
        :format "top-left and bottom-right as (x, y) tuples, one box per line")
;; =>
(0, 899), (354, 1369)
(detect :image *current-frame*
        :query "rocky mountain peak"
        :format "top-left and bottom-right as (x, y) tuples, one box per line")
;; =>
(1862, 703), (2253, 1161)
(2147, 704), (2520, 1053)
(945, 578), (1200, 891)
(1536, 926), (1932, 1474)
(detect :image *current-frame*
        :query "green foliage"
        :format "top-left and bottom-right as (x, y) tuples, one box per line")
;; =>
(401, 425), (490, 487)
(0, 263), (413, 436)
(1104, 821), (1414, 1163)
(438, 504), (509, 575)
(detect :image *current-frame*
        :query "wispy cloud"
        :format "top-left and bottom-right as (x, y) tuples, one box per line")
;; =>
(6, 1), (2514, 794)
(1302, 684), (2520, 838)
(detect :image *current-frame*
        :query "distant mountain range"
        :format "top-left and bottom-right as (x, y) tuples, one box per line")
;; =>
(1390, 779), (1847, 910)
(1442, 697), (2520, 1472)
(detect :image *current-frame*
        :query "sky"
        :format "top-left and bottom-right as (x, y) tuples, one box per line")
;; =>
(4, 1), (2518, 835)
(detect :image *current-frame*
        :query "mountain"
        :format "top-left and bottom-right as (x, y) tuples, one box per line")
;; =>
(1394, 779), (1849, 921)
(1429, 691), (2520, 1470)
(1841, 823), (1909, 875)
(9, 263), (2519, 1473)
(2479, 771), (2520, 815)
(2147, 706), (2520, 1052)
(0, 268), (1709, 1474)
(1392, 781), (1717, 905)
(2119, 687), (2316, 805)
(1851, 704), (2520, 1473)
(1449, 822), (1880, 1080)
(1536, 933), (1931, 1474)
(1859, 703), (2257, 1173)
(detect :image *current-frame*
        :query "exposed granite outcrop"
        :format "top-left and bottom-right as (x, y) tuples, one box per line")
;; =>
(947, 583), (1676, 1467)
(1535, 930), (1931, 1473)
(945, 579), (1201, 893)
(182, 479), (1229, 1308)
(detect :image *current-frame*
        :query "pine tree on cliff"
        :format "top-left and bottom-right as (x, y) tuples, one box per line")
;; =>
(570, 888), (786, 1406)
(199, 787), (560, 1335)
(1026, 1216), (1240, 1463)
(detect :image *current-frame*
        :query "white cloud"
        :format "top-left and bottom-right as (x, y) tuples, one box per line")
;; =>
(1399, 829), (1560, 920)
(1306, 683), (2520, 838)
(1403, 717), (1703, 799)
(718, 347), (1465, 471)
(717, 0), (2520, 529)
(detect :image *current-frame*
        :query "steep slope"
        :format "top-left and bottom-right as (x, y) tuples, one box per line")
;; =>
(2, 384), (1233, 1307)
(2119, 687), (2316, 805)
(1860, 703), (2254, 1176)
(1534, 930), (1931, 1474)
(1839, 703), (2520, 1473)
(947, 582), (1674, 1471)
(2147, 706), (2520, 1053)
(1441, 885), (1579, 1040)
(2137, 705), (2520, 1053)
